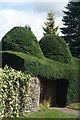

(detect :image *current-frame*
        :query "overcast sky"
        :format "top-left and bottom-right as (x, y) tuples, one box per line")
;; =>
(0, 0), (70, 41)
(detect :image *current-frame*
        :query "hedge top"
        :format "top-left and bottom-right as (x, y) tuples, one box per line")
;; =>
(39, 34), (72, 63)
(1, 51), (79, 81)
(2, 26), (44, 59)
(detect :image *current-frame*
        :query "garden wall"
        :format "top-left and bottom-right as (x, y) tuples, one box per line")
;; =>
(26, 77), (40, 113)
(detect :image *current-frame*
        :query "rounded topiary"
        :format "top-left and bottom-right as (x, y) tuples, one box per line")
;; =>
(39, 34), (72, 63)
(2, 26), (44, 58)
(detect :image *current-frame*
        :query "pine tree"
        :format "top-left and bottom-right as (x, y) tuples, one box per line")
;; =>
(43, 10), (59, 35)
(61, 1), (80, 57)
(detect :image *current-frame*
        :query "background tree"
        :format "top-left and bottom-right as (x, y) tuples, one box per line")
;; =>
(43, 9), (59, 35)
(61, 1), (80, 58)
(25, 24), (31, 31)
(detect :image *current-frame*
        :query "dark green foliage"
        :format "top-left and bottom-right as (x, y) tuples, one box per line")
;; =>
(2, 27), (44, 58)
(43, 10), (59, 35)
(1, 51), (80, 105)
(67, 71), (80, 104)
(61, 1), (80, 58)
(25, 24), (31, 31)
(39, 34), (72, 63)
(1, 52), (24, 70)
(1, 51), (79, 81)
(0, 41), (2, 51)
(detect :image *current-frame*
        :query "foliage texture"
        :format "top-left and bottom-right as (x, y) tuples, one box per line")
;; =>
(43, 10), (59, 35)
(61, 1), (80, 57)
(0, 65), (31, 119)
(2, 27), (44, 58)
(39, 34), (72, 63)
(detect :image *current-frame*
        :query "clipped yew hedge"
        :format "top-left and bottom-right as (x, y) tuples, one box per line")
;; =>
(0, 65), (31, 119)
(2, 52), (24, 70)
(2, 27), (44, 59)
(1, 51), (80, 105)
(39, 35), (72, 63)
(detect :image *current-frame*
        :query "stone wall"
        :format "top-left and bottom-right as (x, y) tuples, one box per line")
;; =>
(26, 77), (40, 113)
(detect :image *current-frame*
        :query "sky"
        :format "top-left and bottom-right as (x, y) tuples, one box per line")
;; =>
(0, 0), (70, 41)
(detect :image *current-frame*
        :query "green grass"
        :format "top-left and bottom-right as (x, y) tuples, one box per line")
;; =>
(2, 109), (78, 120)
(69, 103), (80, 110)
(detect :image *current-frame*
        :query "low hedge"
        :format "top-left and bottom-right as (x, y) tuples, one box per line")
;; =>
(1, 51), (80, 105)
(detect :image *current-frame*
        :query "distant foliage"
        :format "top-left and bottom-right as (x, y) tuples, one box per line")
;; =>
(0, 41), (2, 51)
(25, 25), (31, 31)
(39, 34), (72, 63)
(0, 65), (31, 119)
(61, 1), (80, 58)
(43, 10), (59, 35)
(2, 27), (44, 59)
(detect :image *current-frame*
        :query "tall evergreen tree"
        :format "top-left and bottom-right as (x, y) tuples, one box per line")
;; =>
(43, 10), (59, 35)
(61, 1), (80, 57)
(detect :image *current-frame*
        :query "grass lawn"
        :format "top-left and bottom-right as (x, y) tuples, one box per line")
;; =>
(69, 103), (80, 110)
(2, 109), (78, 120)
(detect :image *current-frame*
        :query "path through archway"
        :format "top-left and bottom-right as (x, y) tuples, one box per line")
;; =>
(56, 79), (69, 107)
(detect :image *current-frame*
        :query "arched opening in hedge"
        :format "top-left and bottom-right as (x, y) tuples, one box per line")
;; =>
(56, 79), (69, 107)
(40, 79), (56, 106)
(40, 78), (69, 107)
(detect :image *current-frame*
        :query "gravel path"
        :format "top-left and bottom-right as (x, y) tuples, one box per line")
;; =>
(50, 107), (80, 116)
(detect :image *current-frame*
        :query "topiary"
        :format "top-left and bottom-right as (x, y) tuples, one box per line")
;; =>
(2, 26), (44, 58)
(1, 52), (24, 70)
(39, 34), (72, 63)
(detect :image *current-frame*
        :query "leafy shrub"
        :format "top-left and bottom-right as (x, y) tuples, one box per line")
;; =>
(39, 34), (72, 63)
(2, 27), (44, 58)
(39, 97), (51, 111)
(39, 103), (46, 111)
(0, 65), (31, 119)
(43, 97), (52, 109)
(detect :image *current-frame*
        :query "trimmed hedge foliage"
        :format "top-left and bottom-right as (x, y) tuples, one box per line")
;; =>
(39, 34), (72, 63)
(1, 52), (24, 70)
(1, 51), (80, 105)
(2, 27), (44, 59)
